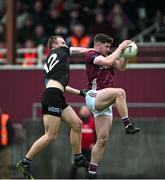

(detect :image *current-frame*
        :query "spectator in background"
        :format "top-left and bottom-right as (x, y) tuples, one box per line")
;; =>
(54, 25), (68, 38)
(67, 7), (84, 28)
(0, 23), (5, 41)
(67, 23), (92, 48)
(65, 3), (91, 30)
(0, 3), (6, 25)
(0, 108), (14, 179)
(18, 15), (34, 44)
(92, 12), (112, 36)
(118, 0), (139, 37)
(34, 24), (47, 46)
(0, 0), (6, 15)
(50, 0), (65, 13)
(70, 106), (95, 179)
(31, 0), (46, 25)
(154, 10), (162, 25)
(47, 9), (64, 35)
(152, 12), (165, 42)
(137, 1), (147, 31)
(22, 39), (37, 66)
(16, 0), (29, 29)
(93, 0), (110, 16)
(107, 2), (129, 44)
(64, 1), (80, 11)
(0, 0), (28, 28)
(158, 13), (165, 33)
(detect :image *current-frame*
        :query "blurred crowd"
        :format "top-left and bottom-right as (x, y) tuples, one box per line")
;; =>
(0, 0), (165, 47)
(0, 0), (165, 65)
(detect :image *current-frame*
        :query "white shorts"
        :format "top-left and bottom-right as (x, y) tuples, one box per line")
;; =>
(85, 90), (113, 118)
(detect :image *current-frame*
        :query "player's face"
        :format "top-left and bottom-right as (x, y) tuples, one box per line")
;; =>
(100, 43), (111, 56)
(55, 37), (67, 48)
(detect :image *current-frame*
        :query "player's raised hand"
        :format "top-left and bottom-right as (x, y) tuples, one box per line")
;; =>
(119, 40), (132, 50)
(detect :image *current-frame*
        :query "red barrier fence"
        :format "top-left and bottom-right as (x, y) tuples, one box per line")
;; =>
(0, 64), (165, 123)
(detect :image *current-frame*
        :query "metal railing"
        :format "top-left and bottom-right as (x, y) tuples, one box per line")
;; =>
(0, 40), (165, 65)
(132, 22), (159, 43)
(32, 102), (165, 119)
(0, 45), (45, 64)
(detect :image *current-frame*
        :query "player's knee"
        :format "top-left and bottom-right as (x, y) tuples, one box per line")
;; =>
(117, 88), (126, 98)
(46, 133), (58, 143)
(72, 118), (82, 132)
(97, 137), (108, 147)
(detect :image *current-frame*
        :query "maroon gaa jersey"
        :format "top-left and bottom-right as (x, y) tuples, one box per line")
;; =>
(84, 50), (114, 90)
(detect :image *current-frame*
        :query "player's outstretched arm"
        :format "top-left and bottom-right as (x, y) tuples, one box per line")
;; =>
(70, 47), (94, 55)
(65, 86), (80, 95)
(65, 86), (87, 97)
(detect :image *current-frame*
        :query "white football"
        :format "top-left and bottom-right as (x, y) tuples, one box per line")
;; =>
(122, 42), (138, 58)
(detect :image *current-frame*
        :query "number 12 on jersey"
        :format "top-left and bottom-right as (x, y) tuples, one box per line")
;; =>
(43, 53), (59, 73)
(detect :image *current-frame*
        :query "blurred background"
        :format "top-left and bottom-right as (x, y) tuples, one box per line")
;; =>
(0, 0), (165, 179)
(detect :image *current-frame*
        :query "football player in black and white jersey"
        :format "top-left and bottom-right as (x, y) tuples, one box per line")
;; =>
(16, 35), (91, 179)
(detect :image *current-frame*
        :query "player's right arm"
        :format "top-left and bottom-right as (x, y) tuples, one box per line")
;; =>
(93, 40), (131, 67)
(65, 86), (87, 97)
(70, 47), (94, 55)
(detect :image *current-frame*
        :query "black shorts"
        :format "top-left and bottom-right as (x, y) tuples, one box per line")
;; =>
(41, 87), (68, 117)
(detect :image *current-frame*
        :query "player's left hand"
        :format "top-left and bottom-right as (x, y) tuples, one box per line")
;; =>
(119, 40), (132, 50)
(79, 89), (88, 97)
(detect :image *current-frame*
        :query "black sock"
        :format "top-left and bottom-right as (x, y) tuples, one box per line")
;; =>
(88, 163), (98, 174)
(22, 157), (31, 165)
(74, 153), (83, 162)
(122, 117), (130, 127)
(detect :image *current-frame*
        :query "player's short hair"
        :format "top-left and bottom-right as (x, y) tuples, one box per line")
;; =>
(47, 35), (64, 49)
(94, 33), (113, 45)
